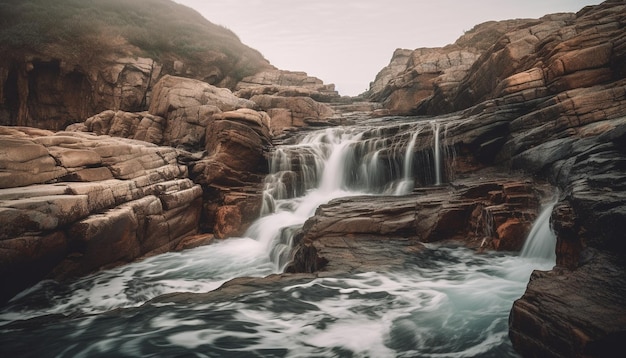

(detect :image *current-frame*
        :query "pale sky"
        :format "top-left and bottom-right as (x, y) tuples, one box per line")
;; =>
(175, 0), (603, 96)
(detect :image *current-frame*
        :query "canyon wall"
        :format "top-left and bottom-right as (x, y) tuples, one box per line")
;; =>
(365, 1), (626, 356)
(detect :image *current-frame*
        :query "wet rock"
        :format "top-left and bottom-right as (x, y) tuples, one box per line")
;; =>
(509, 254), (626, 358)
(289, 173), (547, 273)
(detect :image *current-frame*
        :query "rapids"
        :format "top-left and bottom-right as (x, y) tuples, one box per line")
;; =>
(0, 118), (557, 357)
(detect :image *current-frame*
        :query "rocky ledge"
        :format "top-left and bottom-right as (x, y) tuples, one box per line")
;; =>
(0, 74), (278, 304)
(0, 126), (202, 303)
(286, 172), (551, 273)
(367, 1), (626, 356)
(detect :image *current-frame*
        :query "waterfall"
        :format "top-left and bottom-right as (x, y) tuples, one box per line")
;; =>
(394, 128), (421, 195)
(520, 201), (557, 262)
(432, 121), (442, 186)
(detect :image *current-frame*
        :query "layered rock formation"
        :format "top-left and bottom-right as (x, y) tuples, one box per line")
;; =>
(0, 126), (202, 303)
(364, 1), (626, 356)
(235, 70), (338, 133)
(69, 75), (273, 238)
(369, 15), (576, 115)
(287, 174), (550, 273)
(0, 72), (278, 304)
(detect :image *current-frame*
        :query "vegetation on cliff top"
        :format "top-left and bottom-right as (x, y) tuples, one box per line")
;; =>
(0, 0), (271, 80)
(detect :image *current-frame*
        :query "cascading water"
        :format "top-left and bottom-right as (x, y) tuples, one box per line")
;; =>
(394, 128), (421, 195)
(432, 121), (442, 186)
(520, 201), (558, 262)
(0, 119), (558, 357)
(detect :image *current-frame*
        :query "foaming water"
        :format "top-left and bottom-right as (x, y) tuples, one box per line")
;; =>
(0, 119), (557, 356)
(0, 245), (554, 357)
(521, 201), (557, 262)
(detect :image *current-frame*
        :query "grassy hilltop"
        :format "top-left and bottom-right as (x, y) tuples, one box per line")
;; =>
(0, 0), (272, 83)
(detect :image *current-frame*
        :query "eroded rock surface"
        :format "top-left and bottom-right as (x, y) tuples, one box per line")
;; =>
(66, 76), (273, 240)
(0, 126), (202, 303)
(288, 173), (551, 273)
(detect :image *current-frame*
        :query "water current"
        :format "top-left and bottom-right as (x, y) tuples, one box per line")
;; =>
(0, 118), (556, 357)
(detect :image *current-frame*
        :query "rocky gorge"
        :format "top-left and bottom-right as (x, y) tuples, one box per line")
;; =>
(1, 0), (625, 357)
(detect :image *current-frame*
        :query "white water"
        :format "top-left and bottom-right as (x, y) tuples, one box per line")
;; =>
(395, 128), (421, 195)
(0, 120), (558, 357)
(432, 121), (442, 186)
(520, 201), (558, 262)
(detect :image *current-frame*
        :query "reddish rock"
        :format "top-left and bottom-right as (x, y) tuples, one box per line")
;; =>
(494, 218), (532, 251)
(289, 173), (545, 273)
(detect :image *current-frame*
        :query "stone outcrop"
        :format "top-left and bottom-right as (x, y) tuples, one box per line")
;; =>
(364, 1), (626, 356)
(236, 69), (339, 102)
(0, 126), (203, 303)
(149, 75), (257, 118)
(369, 15), (583, 115)
(369, 47), (481, 115)
(287, 173), (549, 273)
(66, 75), (273, 240)
(191, 107), (272, 238)
(0, 0), (273, 130)
(248, 94), (334, 134)
(234, 70), (338, 134)
(368, 49), (413, 99)
(0, 56), (160, 130)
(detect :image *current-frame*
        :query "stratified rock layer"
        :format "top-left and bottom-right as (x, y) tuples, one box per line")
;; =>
(0, 126), (202, 303)
(287, 173), (549, 273)
(368, 1), (626, 356)
(68, 75), (273, 239)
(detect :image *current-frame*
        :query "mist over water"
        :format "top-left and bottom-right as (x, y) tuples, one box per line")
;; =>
(0, 119), (557, 357)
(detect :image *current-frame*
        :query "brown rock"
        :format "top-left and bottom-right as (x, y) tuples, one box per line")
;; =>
(289, 173), (544, 273)
(48, 149), (102, 168)
(509, 254), (626, 358)
(250, 94), (334, 132)
(236, 69), (339, 102)
(148, 75), (256, 118)
(494, 218), (532, 251)
(0, 126), (206, 302)
(213, 205), (243, 239)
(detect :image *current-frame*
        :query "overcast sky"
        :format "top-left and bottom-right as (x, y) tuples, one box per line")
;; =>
(175, 0), (603, 96)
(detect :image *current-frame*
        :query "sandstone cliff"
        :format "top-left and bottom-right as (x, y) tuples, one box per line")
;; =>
(354, 1), (626, 356)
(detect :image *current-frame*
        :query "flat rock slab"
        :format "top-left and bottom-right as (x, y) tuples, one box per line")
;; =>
(289, 170), (551, 274)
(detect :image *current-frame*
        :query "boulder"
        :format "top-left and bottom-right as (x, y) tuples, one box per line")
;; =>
(148, 75), (256, 118)
(249, 94), (334, 133)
